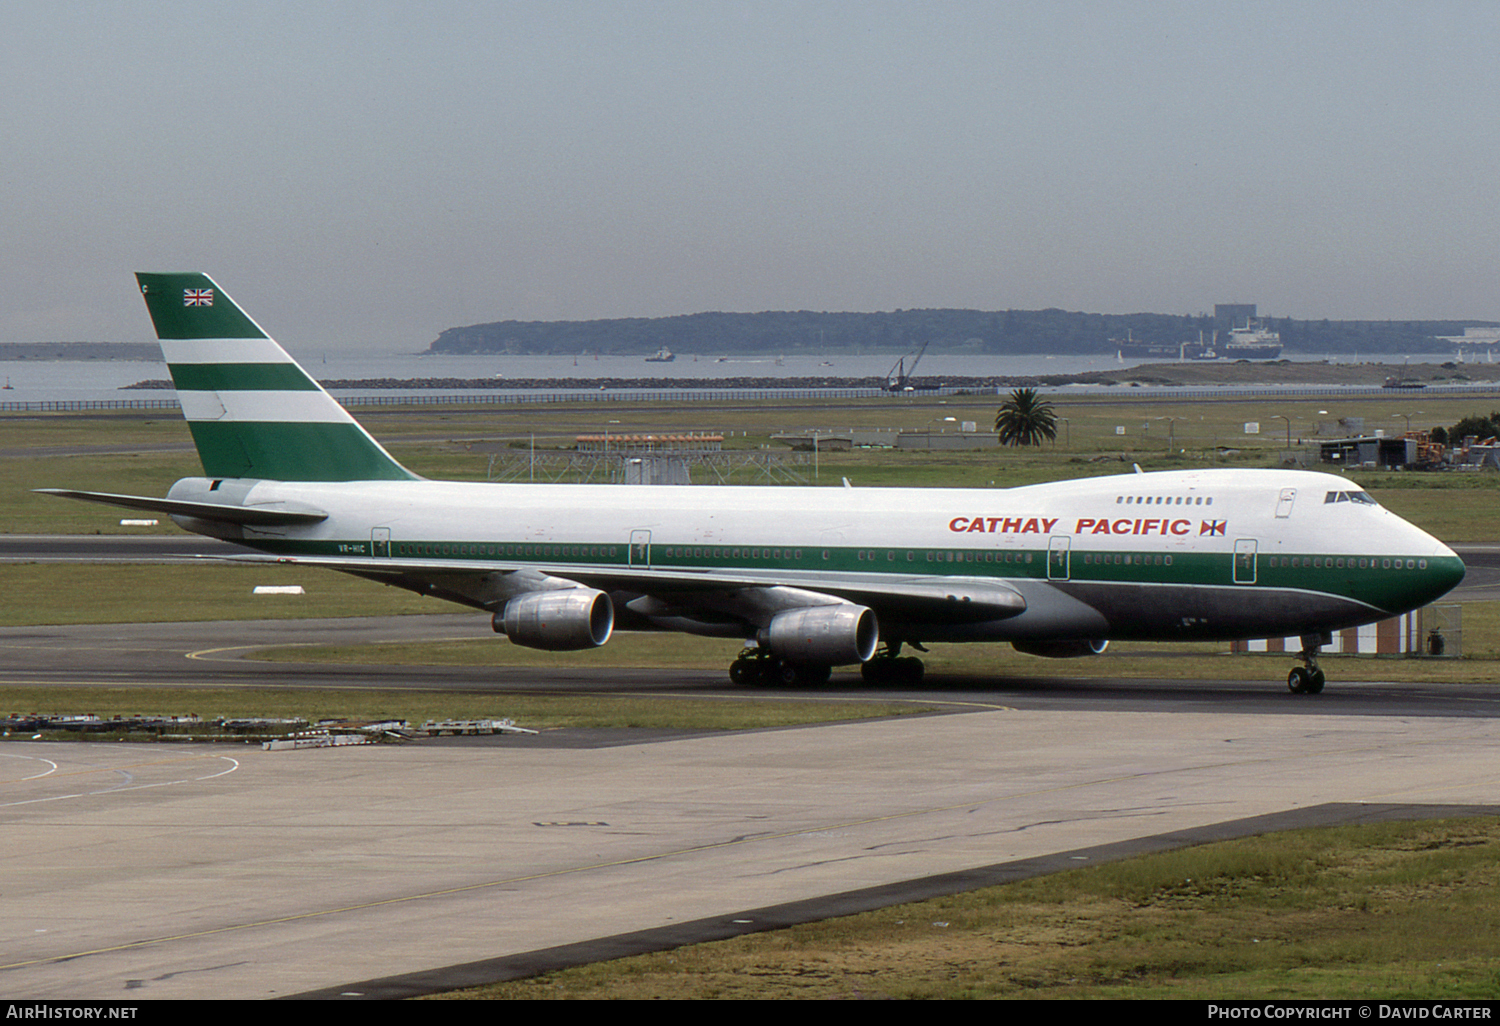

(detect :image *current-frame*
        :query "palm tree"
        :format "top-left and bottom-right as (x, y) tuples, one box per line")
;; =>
(994, 387), (1058, 447)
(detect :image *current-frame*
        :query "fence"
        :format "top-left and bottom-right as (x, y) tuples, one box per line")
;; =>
(1230, 603), (1461, 657)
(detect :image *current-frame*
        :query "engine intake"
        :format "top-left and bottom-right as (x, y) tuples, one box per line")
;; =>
(1011, 639), (1109, 659)
(761, 604), (878, 666)
(493, 589), (614, 651)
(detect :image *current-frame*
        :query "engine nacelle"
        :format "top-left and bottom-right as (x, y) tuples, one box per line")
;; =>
(761, 604), (878, 666)
(493, 589), (614, 651)
(1011, 638), (1109, 659)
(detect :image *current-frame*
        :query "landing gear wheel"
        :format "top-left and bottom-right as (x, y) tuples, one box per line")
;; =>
(730, 653), (778, 687)
(729, 658), (762, 686)
(1287, 633), (1330, 695)
(730, 653), (831, 688)
(861, 654), (925, 686)
(776, 661), (832, 687)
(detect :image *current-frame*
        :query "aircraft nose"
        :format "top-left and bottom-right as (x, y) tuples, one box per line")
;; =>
(1439, 545), (1465, 586)
(1422, 542), (1465, 602)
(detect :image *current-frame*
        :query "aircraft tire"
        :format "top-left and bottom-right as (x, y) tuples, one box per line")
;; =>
(860, 657), (924, 686)
(730, 658), (767, 687)
(1307, 669), (1326, 694)
(1287, 667), (1311, 694)
(773, 661), (831, 688)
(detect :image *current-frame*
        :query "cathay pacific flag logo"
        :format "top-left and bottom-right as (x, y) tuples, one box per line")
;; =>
(1200, 520), (1226, 536)
(183, 288), (214, 306)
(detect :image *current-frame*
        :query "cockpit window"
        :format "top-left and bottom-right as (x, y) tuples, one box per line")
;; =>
(1324, 490), (1378, 506)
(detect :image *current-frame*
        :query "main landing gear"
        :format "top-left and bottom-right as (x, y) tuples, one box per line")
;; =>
(726, 640), (929, 688)
(859, 640), (925, 687)
(728, 648), (832, 688)
(1287, 632), (1330, 695)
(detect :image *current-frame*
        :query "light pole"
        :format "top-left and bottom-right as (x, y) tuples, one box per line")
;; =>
(926, 415), (956, 447)
(605, 420), (620, 481)
(1270, 414), (1291, 453)
(1155, 416), (1178, 450)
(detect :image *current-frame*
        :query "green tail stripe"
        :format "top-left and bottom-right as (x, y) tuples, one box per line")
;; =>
(169, 363), (321, 392)
(188, 422), (416, 482)
(137, 273), (266, 340)
(137, 270), (419, 482)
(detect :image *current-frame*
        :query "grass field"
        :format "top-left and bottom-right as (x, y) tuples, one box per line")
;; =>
(5, 387), (1499, 532)
(436, 816), (1500, 1000)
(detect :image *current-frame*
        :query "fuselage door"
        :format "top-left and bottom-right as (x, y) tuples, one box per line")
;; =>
(371, 527), (391, 558)
(1233, 538), (1258, 584)
(629, 529), (651, 568)
(1275, 488), (1297, 519)
(1047, 535), (1071, 581)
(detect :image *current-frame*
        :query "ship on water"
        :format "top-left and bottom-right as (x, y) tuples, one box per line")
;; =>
(1110, 318), (1281, 361)
(1220, 317), (1282, 359)
(1110, 329), (1215, 361)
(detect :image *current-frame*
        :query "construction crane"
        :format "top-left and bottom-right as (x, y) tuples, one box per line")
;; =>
(885, 341), (929, 392)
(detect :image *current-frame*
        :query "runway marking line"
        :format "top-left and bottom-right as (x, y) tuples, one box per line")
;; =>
(186, 637), (482, 662)
(0, 752), (59, 781)
(0, 753), (238, 807)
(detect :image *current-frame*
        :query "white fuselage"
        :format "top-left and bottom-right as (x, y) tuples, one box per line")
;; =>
(169, 466), (1463, 646)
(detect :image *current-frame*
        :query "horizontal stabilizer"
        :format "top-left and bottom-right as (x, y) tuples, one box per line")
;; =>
(35, 488), (328, 526)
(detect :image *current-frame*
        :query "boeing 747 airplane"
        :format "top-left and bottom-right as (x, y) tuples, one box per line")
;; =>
(41, 274), (1465, 694)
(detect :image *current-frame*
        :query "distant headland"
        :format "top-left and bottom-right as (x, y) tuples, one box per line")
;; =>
(425, 308), (1498, 358)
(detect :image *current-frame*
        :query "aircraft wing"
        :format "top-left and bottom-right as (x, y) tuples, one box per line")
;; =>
(229, 552), (1027, 624)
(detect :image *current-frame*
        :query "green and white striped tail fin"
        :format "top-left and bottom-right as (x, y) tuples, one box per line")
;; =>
(136, 273), (417, 482)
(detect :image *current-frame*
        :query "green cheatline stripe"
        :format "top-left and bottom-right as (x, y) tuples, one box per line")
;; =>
(136, 273), (265, 341)
(168, 363), (321, 392)
(227, 536), (1461, 613)
(188, 421), (416, 482)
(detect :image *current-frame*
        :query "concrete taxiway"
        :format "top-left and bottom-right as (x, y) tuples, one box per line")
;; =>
(2, 568), (1498, 998)
(4, 647), (1500, 998)
(3, 711), (1498, 1000)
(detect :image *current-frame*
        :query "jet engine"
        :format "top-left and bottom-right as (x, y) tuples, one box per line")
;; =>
(760, 604), (878, 666)
(493, 589), (614, 651)
(1011, 639), (1109, 659)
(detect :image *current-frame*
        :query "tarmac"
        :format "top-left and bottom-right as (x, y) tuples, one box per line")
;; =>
(5, 701), (1499, 998)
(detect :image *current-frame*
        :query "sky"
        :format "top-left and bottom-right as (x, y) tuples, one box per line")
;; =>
(4, 1), (1498, 352)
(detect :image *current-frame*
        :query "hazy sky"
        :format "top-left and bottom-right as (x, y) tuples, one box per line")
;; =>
(5, 1), (1497, 352)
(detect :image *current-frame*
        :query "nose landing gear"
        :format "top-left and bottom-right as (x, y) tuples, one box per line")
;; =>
(1288, 633), (1330, 694)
